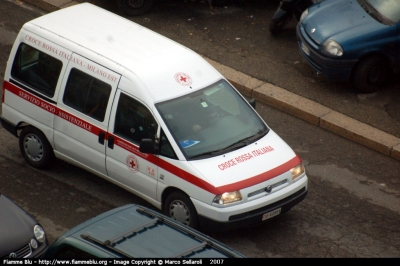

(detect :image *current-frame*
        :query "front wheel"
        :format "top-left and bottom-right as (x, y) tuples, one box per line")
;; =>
(164, 191), (199, 229)
(19, 126), (55, 169)
(351, 55), (389, 93)
(117, 0), (154, 16)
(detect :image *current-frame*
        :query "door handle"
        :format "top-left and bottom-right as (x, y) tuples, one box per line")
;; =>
(98, 131), (105, 145)
(108, 135), (114, 149)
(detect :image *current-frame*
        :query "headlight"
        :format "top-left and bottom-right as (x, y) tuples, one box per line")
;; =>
(34, 225), (46, 243)
(213, 191), (242, 205)
(30, 239), (38, 249)
(299, 9), (309, 24)
(291, 163), (305, 181)
(322, 39), (343, 57)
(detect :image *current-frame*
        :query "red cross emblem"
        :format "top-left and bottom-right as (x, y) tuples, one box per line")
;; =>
(126, 155), (139, 173)
(174, 72), (192, 86)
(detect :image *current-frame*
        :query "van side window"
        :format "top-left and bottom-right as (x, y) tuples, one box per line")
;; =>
(160, 129), (177, 159)
(114, 94), (158, 144)
(11, 43), (62, 97)
(63, 68), (111, 122)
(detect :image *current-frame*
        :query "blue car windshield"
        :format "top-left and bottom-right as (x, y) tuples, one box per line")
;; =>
(156, 80), (269, 160)
(361, 0), (400, 23)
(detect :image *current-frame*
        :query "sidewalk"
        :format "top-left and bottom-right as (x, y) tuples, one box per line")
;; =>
(19, 0), (400, 162)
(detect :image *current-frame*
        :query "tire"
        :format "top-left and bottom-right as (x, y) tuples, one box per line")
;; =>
(117, 0), (154, 16)
(351, 55), (389, 93)
(269, 15), (293, 35)
(19, 126), (55, 169)
(164, 191), (199, 229)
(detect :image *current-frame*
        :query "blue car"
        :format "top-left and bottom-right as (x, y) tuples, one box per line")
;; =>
(296, 0), (400, 92)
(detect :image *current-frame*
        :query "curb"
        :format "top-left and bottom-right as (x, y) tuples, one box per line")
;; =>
(18, 0), (400, 162)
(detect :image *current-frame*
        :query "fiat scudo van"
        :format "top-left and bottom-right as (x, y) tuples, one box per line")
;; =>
(1, 3), (308, 231)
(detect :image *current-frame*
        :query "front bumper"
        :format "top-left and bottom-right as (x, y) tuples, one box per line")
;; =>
(296, 24), (357, 81)
(198, 186), (307, 232)
(193, 170), (308, 232)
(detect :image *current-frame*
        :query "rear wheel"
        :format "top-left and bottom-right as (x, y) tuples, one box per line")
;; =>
(117, 0), (154, 16)
(164, 191), (199, 229)
(351, 55), (389, 93)
(19, 126), (54, 169)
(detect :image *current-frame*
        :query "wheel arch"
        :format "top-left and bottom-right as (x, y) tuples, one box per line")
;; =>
(18, 125), (56, 169)
(16, 122), (55, 150)
(15, 121), (32, 137)
(161, 186), (191, 210)
(350, 52), (392, 81)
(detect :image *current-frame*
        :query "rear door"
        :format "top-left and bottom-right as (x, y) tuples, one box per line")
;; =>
(54, 53), (121, 175)
(4, 32), (71, 139)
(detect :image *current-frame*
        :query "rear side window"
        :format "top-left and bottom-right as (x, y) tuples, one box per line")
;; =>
(63, 68), (111, 122)
(11, 43), (62, 97)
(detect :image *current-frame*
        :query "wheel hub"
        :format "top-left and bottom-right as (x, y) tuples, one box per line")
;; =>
(24, 134), (43, 162)
(170, 201), (190, 225)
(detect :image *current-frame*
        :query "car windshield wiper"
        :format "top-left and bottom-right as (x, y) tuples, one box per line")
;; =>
(188, 130), (268, 160)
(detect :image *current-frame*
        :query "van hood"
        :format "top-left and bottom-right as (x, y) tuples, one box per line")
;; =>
(188, 130), (301, 193)
(303, 0), (383, 45)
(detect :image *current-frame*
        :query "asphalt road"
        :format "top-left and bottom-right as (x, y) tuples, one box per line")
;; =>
(1, 100), (400, 258)
(1, 0), (400, 258)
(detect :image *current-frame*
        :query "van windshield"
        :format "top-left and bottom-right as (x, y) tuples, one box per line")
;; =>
(156, 80), (269, 160)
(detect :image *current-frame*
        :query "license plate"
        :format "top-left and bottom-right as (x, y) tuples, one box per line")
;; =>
(301, 42), (310, 56)
(262, 208), (281, 221)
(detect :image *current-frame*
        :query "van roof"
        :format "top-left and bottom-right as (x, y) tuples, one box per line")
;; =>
(24, 3), (222, 102)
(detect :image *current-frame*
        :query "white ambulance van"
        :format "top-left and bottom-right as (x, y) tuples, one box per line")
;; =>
(1, 3), (308, 231)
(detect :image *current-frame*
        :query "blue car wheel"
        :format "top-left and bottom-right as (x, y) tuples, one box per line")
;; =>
(352, 55), (389, 93)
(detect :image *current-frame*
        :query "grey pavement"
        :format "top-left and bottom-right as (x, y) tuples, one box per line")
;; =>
(16, 0), (400, 162)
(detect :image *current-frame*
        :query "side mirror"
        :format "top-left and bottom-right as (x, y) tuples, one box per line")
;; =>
(139, 138), (158, 154)
(248, 98), (256, 109)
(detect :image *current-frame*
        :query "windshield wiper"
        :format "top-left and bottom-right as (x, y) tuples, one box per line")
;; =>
(188, 130), (268, 160)
(188, 148), (228, 160)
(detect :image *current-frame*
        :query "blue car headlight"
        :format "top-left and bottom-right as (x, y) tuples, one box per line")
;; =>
(322, 39), (343, 57)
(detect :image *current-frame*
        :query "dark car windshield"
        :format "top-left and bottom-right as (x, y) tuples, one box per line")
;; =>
(156, 80), (269, 160)
(358, 0), (400, 24)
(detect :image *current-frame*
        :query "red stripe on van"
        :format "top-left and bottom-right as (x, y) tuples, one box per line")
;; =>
(112, 134), (222, 195)
(113, 132), (301, 195)
(158, 158), (223, 195)
(4, 80), (300, 196)
(4, 81), (103, 135)
(2, 81), (5, 103)
(216, 156), (302, 193)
